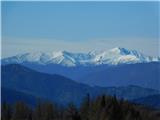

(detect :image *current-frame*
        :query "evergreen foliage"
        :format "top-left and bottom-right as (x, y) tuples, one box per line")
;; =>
(1, 95), (160, 120)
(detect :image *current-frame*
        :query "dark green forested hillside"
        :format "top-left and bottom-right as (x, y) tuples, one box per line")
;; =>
(2, 95), (160, 120)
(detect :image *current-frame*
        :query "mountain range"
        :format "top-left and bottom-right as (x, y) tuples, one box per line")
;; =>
(1, 47), (160, 108)
(133, 94), (160, 109)
(11, 61), (158, 91)
(2, 48), (160, 90)
(2, 64), (159, 107)
(2, 47), (160, 66)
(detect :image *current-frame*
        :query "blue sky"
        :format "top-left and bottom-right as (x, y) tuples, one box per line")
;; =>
(2, 1), (159, 58)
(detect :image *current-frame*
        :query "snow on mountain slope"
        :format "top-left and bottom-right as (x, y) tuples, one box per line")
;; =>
(2, 47), (160, 67)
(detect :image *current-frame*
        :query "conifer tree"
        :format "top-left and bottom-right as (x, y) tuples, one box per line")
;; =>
(65, 103), (81, 120)
(12, 102), (32, 120)
(80, 93), (90, 120)
(1, 102), (12, 120)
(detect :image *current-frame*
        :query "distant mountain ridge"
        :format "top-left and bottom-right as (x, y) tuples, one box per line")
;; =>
(133, 94), (160, 109)
(10, 62), (159, 91)
(2, 64), (159, 106)
(79, 62), (160, 90)
(1, 87), (40, 107)
(2, 47), (159, 67)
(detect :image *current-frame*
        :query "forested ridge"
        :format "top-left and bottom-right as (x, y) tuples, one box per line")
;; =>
(2, 95), (160, 120)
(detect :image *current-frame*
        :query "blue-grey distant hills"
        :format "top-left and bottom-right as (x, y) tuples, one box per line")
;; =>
(1, 87), (40, 107)
(1, 64), (160, 107)
(14, 62), (159, 91)
(133, 94), (160, 109)
(2, 48), (160, 90)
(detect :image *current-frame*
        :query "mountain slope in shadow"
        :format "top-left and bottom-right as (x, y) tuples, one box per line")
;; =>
(1, 64), (159, 107)
(18, 62), (160, 90)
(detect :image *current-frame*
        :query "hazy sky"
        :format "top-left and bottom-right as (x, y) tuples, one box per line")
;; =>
(2, 1), (160, 58)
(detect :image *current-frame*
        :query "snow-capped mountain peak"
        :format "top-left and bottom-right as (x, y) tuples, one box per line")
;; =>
(2, 48), (159, 67)
(109, 47), (131, 55)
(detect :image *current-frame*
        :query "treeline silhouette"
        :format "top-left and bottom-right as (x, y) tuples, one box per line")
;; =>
(2, 94), (160, 120)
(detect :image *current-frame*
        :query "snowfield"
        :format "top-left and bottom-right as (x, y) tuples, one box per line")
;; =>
(2, 47), (160, 67)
